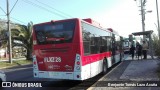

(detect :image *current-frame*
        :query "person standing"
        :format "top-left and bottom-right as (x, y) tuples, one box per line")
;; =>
(136, 42), (142, 60)
(142, 41), (148, 59)
(130, 44), (135, 60)
(135, 41), (139, 58)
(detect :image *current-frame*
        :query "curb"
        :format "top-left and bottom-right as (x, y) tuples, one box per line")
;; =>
(87, 62), (123, 90)
(0, 58), (26, 62)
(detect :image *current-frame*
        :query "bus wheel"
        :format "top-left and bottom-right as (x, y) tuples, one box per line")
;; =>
(102, 59), (108, 74)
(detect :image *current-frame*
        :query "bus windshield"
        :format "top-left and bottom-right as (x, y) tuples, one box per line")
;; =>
(34, 20), (76, 44)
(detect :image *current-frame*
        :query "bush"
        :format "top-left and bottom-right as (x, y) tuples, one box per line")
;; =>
(153, 35), (160, 58)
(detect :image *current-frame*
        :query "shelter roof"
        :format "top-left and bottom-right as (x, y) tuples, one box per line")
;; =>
(132, 30), (153, 36)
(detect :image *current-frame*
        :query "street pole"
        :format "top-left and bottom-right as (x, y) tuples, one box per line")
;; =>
(7, 0), (12, 64)
(156, 0), (160, 39)
(140, 0), (145, 40)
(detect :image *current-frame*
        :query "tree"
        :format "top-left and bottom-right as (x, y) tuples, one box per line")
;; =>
(152, 34), (160, 58)
(0, 18), (18, 49)
(12, 22), (33, 60)
(0, 30), (8, 48)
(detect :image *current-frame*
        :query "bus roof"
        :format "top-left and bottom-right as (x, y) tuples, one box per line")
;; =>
(83, 18), (101, 28)
(107, 28), (119, 35)
(34, 18), (79, 26)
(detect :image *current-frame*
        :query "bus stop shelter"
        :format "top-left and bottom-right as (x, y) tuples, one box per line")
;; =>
(132, 30), (154, 59)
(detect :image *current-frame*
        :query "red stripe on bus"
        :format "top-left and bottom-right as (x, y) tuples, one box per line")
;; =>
(82, 52), (111, 66)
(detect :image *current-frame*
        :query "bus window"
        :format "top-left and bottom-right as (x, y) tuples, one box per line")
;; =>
(82, 28), (90, 55)
(82, 22), (111, 55)
(100, 36), (107, 53)
(34, 20), (76, 44)
(107, 37), (111, 51)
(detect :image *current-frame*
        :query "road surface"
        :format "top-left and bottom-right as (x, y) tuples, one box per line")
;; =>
(1, 64), (107, 90)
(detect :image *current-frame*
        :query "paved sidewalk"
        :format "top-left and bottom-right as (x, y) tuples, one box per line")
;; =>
(120, 60), (159, 81)
(122, 54), (159, 81)
(88, 55), (160, 90)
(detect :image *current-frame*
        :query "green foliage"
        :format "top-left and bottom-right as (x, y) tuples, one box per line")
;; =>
(0, 30), (8, 48)
(0, 19), (20, 48)
(152, 34), (160, 57)
(0, 60), (32, 68)
(11, 22), (33, 60)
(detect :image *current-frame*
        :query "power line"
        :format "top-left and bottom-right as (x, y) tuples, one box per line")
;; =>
(34, 0), (73, 18)
(0, 15), (6, 16)
(22, 0), (68, 19)
(0, 6), (6, 14)
(0, 0), (19, 15)
(10, 17), (26, 24)
(9, 0), (19, 14)
(0, 17), (26, 25)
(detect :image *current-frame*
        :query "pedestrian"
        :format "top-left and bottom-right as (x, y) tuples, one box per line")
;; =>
(142, 41), (148, 59)
(136, 42), (142, 60)
(135, 41), (139, 58)
(130, 44), (135, 60)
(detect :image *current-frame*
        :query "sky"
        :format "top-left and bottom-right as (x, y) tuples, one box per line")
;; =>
(0, 0), (160, 37)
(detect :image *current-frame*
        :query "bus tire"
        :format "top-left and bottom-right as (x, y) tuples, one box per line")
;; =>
(102, 59), (108, 74)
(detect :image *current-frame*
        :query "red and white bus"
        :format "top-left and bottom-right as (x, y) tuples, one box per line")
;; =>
(32, 18), (123, 80)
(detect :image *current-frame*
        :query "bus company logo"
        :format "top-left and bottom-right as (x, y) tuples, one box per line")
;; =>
(48, 65), (60, 69)
(48, 65), (54, 69)
(44, 57), (61, 62)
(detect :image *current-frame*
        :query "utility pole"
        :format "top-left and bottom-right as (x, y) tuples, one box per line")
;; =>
(7, 0), (12, 64)
(140, 0), (146, 40)
(156, 0), (160, 39)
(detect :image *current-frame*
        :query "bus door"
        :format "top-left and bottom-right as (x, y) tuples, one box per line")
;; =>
(111, 34), (116, 64)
